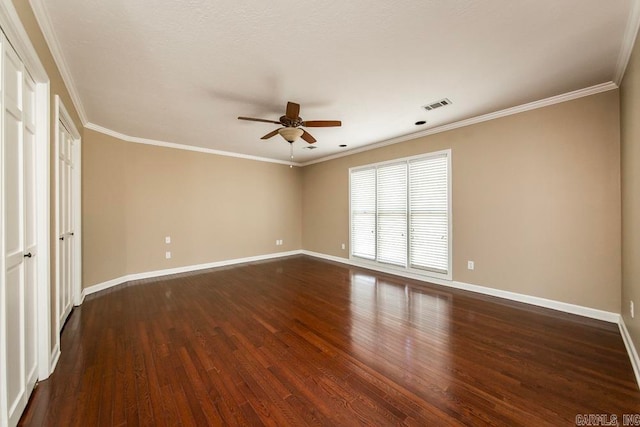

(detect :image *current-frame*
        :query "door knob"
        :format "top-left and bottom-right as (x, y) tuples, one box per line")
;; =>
(59, 236), (64, 241)
(24, 252), (32, 258)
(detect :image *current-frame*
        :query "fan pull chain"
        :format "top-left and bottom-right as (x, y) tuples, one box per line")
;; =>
(289, 142), (294, 168)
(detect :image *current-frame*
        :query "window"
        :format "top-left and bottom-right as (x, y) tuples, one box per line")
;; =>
(350, 168), (376, 259)
(376, 162), (407, 266)
(349, 150), (451, 278)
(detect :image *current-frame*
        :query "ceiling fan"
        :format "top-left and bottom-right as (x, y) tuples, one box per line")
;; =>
(238, 101), (341, 144)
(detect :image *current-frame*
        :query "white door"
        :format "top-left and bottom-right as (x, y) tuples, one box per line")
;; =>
(2, 39), (38, 427)
(58, 121), (75, 327)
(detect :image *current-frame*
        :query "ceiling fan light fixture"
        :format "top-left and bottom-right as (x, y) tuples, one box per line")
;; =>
(278, 127), (304, 142)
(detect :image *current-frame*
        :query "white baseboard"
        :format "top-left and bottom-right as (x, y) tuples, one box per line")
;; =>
(447, 281), (619, 323)
(304, 251), (640, 387)
(83, 248), (619, 323)
(301, 250), (620, 324)
(619, 318), (640, 389)
(49, 343), (60, 374)
(82, 250), (303, 297)
(77, 249), (638, 389)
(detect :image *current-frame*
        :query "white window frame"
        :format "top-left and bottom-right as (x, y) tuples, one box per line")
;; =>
(349, 149), (452, 281)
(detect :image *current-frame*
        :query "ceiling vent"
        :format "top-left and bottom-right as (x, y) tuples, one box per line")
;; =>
(422, 98), (452, 112)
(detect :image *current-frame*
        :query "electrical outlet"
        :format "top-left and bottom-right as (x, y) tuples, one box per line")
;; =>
(631, 301), (635, 319)
(341, 243), (346, 250)
(165, 236), (171, 244)
(467, 261), (474, 270)
(165, 251), (171, 259)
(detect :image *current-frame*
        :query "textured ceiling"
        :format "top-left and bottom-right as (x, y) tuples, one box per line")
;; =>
(33, 0), (636, 164)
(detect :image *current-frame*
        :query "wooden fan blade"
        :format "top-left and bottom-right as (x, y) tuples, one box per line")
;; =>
(301, 130), (316, 144)
(286, 102), (300, 119)
(301, 120), (342, 127)
(260, 129), (280, 140)
(238, 116), (281, 125)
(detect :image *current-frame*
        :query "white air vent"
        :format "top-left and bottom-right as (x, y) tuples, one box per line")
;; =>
(422, 98), (452, 111)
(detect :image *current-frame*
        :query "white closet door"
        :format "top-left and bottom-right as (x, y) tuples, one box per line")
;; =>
(2, 38), (38, 427)
(23, 72), (38, 398)
(58, 121), (74, 326)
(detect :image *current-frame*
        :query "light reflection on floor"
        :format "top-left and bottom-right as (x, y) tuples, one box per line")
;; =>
(349, 271), (452, 375)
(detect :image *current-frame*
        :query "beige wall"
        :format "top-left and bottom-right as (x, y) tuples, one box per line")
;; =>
(12, 1), (83, 353)
(82, 131), (128, 285)
(9, 0), (629, 355)
(303, 91), (621, 312)
(82, 130), (302, 287)
(621, 31), (640, 354)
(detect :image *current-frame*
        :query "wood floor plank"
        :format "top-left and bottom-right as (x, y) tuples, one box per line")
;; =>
(19, 255), (640, 426)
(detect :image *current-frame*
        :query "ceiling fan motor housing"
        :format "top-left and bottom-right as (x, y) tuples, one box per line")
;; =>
(280, 116), (302, 127)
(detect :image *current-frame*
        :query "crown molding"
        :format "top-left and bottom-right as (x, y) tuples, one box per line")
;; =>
(85, 122), (298, 167)
(300, 81), (618, 166)
(614, 0), (640, 85)
(26, 0), (626, 167)
(88, 80), (617, 168)
(29, 0), (88, 124)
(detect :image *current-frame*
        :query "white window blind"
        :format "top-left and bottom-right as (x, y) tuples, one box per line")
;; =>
(350, 168), (376, 259)
(409, 154), (449, 273)
(376, 163), (407, 267)
(350, 150), (451, 278)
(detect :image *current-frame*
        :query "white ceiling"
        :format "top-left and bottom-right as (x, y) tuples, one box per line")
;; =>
(32, 0), (638, 165)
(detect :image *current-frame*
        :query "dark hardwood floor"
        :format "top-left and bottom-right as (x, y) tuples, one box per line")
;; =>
(19, 255), (640, 426)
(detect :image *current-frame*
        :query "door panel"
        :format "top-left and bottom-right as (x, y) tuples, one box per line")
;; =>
(5, 266), (23, 419)
(59, 122), (74, 327)
(23, 75), (38, 391)
(4, 39), (26, 427)
(4, 110), (20, 256)
(2, 36), (38, 427)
